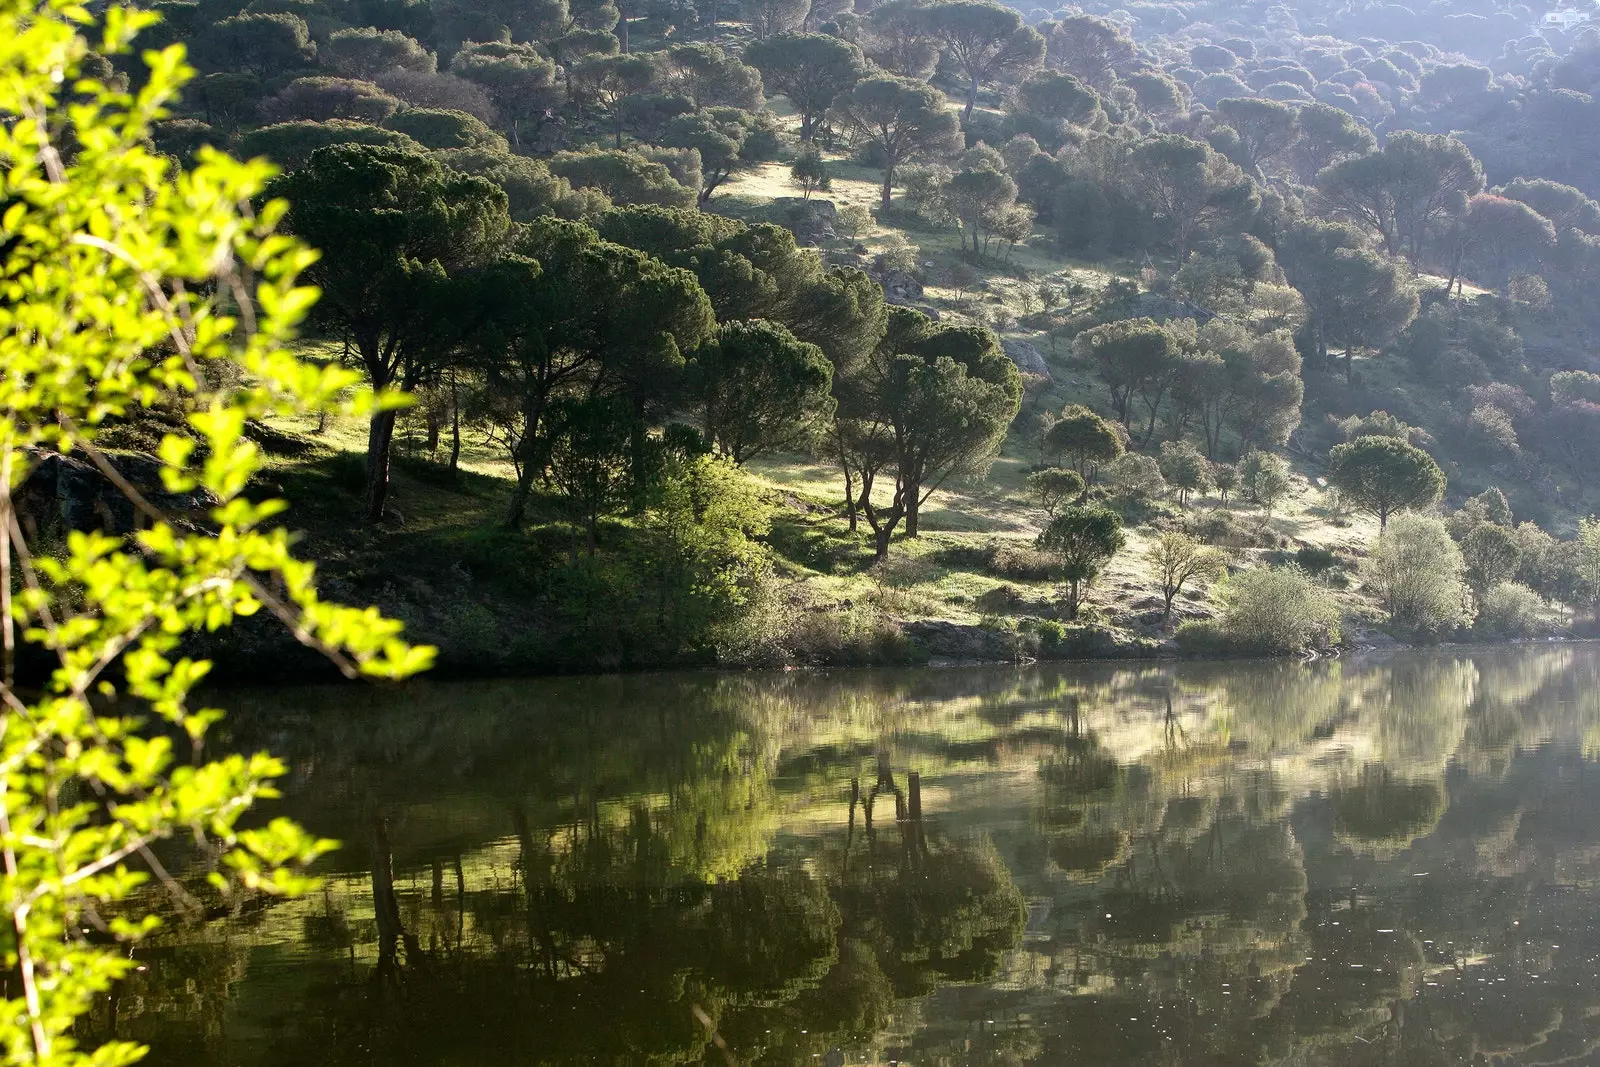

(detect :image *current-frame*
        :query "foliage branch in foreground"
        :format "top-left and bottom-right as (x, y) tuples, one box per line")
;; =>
(0, 2), (432, 1061)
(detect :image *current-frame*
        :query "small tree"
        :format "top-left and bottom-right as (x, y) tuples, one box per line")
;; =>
(1044, 404), (1124, 482)
(1149, 530), (1228, 623)
(1212, 461), (1240, 505)
(1575, 516), (1600, 618)
(1159, 440), (1214, 505)
(790, 146), (831, 200)
(836, 203), (872, 239)
(1037, 505), (1126, 618)
(1460, 523), (1521, 601)
(1362, 513), (1473, 634)
(1026, 468), (1085, 519)
(1325, 436), (1445, 529)
(549, 395), (636, 555)
(1241, 450), (1292, 517)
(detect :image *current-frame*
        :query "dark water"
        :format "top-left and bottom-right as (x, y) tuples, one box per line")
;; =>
(113, 647), (1600, 1066)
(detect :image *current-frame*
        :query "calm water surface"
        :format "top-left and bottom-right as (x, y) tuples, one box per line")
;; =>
(114, 647), (1600, 1065)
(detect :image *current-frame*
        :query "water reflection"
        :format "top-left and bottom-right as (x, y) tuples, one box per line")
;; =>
(104, 647), (1600, 1065)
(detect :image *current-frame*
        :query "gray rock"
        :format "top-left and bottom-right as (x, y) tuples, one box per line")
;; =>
(1131, 293), (1216, 324)
(16, 449), (220, 539)
(1002, 338), (1051, 379)
(906, 619), (1023, 662)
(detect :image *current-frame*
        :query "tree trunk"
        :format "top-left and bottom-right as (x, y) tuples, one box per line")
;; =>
(448, 372), (462, 474)
(905, 478), (920, 536)
(1065, 579), (1081, 619)
(614, 111), (624, 150)
(617, 14), (629, 53)
(507, 456), (540, 529)
(873, 524), (893, 560)
(628, 399), (649, 510)
(365, 408), (398, 524)
(842, 466), (858, 532)
(963, 72), (979, 122)
(881, 164), (894, 210)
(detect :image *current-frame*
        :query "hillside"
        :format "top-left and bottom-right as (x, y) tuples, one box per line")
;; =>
(35, 0), (1600, 671)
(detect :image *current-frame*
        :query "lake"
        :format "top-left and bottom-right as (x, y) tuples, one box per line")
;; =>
(109, 646), (1600, 1065)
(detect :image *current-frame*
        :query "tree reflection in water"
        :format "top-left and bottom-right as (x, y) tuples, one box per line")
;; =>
(95, 648), (1600, 1066)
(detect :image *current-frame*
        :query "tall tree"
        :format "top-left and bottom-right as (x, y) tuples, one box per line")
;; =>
(1213, 97), (1299, 177)
(450, 41), (560, 148)
(1289, 101), (1375, 184)
(460, 218), (708, 528)
(1006, 70), (1103, 151)
(657, 42), (763, 111)
(922, 0), (1045, 121)
(270, 144), (510, 522)
(692, 319), (835, 463)
(195, 13), (317, 79)
(1044, 404), (1124, 482)
(1316, 130), (1484, 262)
(1045, 14), (1135, 92)
(1325, 436), (1445, 529)
(830, 75), (963, 209)
(322, 27), (436, 80)
(863, 0), (941, 80)
(743, 0), (810, 38)
(1128, 134), (1258, 260)
(1073, 318), (1178, 438)
(1278, 218), (1416, 376)
(663, 109), (757, 203)
(838, 310), (1021, 555)
(1454, 193), (1556, 296)
(744, 32), (866, 142)
(944, 162), (1018, 256)
(573, 52), (657, 149)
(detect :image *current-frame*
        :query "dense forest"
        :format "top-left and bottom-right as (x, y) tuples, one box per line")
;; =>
(61, 0), (1600, 669)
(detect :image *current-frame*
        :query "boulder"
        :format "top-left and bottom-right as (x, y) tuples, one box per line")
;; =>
(1130, 292), (1216, 324)
(905, 619), (1023, 663)
(16, 449), (220, 539)
(1002, 338), (1051, 380)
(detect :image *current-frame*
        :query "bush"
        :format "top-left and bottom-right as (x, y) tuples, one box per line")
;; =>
(987, 541), (1060, 581)
(1362, 513), (1473, 635)
(1189, 566), (1341, 653)
(1476, 581), (1546, 637)
(1294, 546), (1337, 574)
(1189, 508), (1271, 549)
(1106, 452), (1167, 521)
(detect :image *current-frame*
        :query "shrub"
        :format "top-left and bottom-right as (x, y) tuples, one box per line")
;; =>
(1361, 513), (1473, 635)
(1476, 581), (1546, 637)
(1189, 507), (1271, 549)
(1295, 546), (1337, 574)
(1107, 452), (1166, 504)
(1196, 566), (1341, 653)
(987, 541), (1060, 581)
